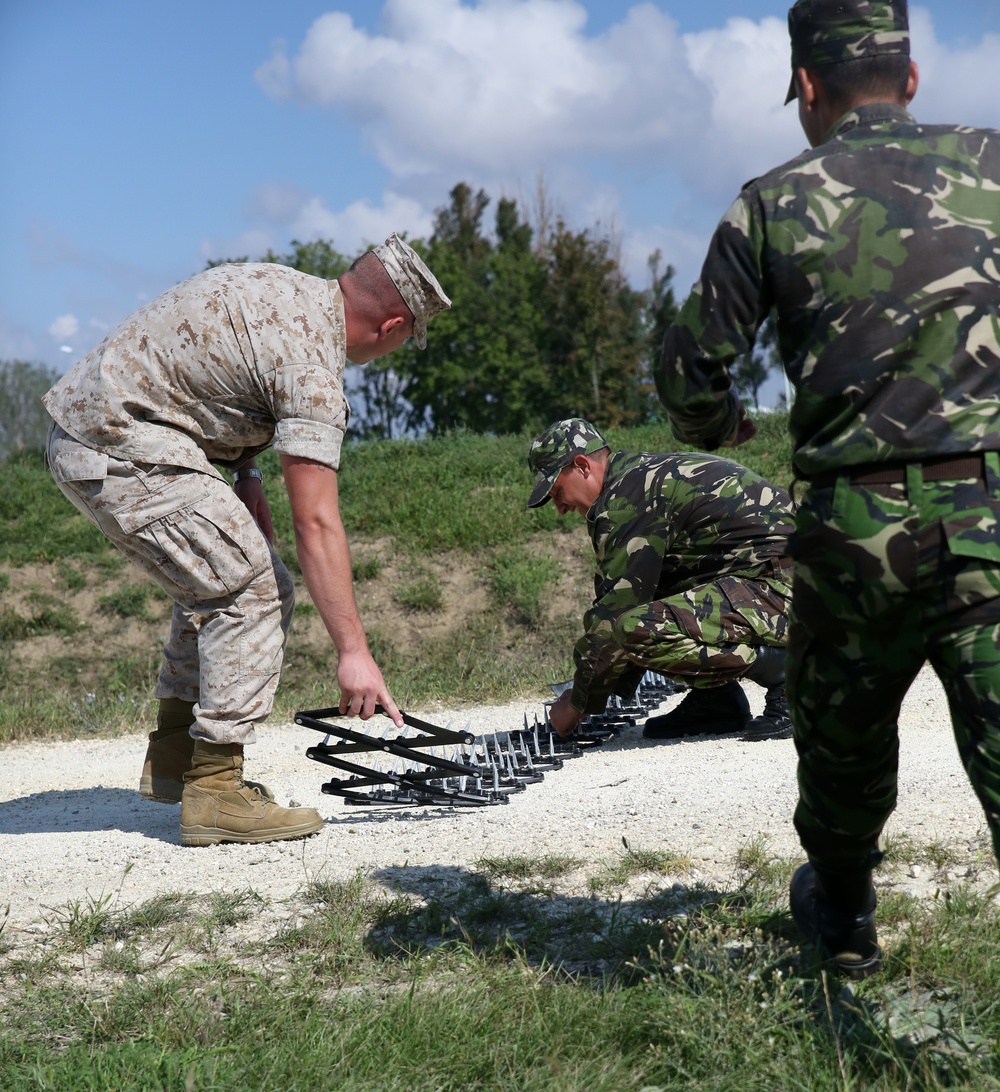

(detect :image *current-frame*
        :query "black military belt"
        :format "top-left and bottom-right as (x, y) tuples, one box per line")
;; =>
(808, 453), (986, 489)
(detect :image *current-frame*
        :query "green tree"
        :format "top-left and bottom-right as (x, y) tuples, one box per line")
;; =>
(199, 183), (683, 437)
(0, 359), (60, 460)
(540, 221), (649, 427)
(205, 238), (350, 279)
(396, 184), (550, 436)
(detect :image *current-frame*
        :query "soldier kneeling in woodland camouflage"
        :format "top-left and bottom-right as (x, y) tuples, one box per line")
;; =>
(527, 419), (795, 743)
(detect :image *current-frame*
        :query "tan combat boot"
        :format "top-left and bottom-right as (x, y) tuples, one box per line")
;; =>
(139, 698), (274, 804)
(180, 740), (323, 846)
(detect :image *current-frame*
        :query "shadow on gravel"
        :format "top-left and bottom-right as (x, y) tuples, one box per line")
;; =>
(0, 786), (177, 840)
(364, 861), (757, 980)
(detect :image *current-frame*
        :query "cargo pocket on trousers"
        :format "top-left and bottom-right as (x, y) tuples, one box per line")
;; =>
(49, 446), (109, 484)
(942, 491), (1000, 564)
(113, 483), (268, 601)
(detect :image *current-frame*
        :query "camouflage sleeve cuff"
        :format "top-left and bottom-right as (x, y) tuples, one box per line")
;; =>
(667, 391), (741, 450)
(569, 679), (609, 717)
(273, 418), (345, 471)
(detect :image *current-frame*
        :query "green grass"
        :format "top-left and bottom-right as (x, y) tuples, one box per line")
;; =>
(0, 449), (109, 564)
(396, 571), (444, 612)
(352, 556), (382, 581)
(55, 560), (87, 591)
(0, 599), (80, 640)
(2, 858), (999, 1090)
(0, 420), (794, 738)
(98, 582), (154, 619)
(489, 548), (561, 627)
(2, 419), (795, 565)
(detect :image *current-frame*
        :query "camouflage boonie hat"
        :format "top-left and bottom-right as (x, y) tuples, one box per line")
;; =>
(526, 418), (608, 509)
(373, 233), (451, 349)
(785, 0), (909, 103)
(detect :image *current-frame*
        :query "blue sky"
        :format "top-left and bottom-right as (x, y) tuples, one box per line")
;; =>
(2, 0), (998, 402)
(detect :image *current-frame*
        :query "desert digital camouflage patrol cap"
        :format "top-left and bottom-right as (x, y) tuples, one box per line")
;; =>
(526, 418), (608, 509)
(373, 233), (451, 349)
(785, 0), (909, 103)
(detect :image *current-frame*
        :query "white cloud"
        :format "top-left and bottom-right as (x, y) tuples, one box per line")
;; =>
(256, 0), (707, 178)
(909, 7), (1000, 128)
(201, 191), (433, 266)
(259, 1), (1000, 200)
(683, 16), (804, 198)
(251, 0), (1000, 297)
(48, 314), (79, 340)
(289, 192), (433, 252)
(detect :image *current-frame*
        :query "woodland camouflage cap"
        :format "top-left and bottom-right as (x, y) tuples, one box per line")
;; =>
(526, 418), (608, 508)
(785, 0), (909, 103)
(372, 233), (451, 349)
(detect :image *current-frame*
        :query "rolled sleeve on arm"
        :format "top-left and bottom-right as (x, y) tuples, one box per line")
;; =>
(273, 418), (345, 471)
(269, 360), (349, 471)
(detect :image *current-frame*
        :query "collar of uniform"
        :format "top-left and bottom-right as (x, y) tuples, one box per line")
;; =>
(585, 450), (620, 524)
(826, 102), (915, 143)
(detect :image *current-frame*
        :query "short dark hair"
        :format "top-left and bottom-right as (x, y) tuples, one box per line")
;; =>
(809, 53), (910, 111)
(343, 250), (407, 314)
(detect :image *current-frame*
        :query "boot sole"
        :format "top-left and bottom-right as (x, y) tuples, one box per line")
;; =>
(741, 726), (794, 742)
(643, 720), (749, 740)
(180, 818), (323, 846)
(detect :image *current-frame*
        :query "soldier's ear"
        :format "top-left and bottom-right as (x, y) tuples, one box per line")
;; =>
(905, 61), (919, 105)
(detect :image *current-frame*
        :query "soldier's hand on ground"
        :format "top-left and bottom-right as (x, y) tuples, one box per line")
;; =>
(337, 650), (403, 726)
(549, 692), (583, 739)
(234, 478), (275, 543)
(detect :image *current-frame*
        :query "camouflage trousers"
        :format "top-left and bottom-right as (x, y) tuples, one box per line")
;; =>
(789, 466), (1000, 876)
(583, 569), (792, 708)
(46, 425), (294, 745)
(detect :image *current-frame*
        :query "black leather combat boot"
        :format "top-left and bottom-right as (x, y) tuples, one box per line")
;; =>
(741, 647), (793, 741)
(790, 862), (882, 980)
(642, 680), (751, 739)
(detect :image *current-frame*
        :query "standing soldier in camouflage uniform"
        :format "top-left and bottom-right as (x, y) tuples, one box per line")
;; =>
(656, 0), (1000, 978)
(43, 235), (450, 846)
(527, 419), (795, 742)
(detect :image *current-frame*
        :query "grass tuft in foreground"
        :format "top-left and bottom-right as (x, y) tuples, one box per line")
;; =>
(2, 849), (999, 1091)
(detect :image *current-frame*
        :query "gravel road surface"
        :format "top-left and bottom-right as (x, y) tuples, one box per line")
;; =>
(1, 666), (995, 932)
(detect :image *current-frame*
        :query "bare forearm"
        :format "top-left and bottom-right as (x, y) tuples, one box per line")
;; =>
(294, 518), (367, 657)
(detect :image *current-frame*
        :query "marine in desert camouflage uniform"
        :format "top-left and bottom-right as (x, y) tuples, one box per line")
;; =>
(655, 0), (1000, 977)
(44, 235), (450, 846)
(526, 419), (795, 742)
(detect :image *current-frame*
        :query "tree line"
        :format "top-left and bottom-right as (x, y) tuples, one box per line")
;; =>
(206, 183), (781, 440)
(2, 181), (782, 457)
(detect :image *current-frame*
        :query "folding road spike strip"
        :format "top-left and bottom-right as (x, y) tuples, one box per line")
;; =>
(296, 671), (685, 809)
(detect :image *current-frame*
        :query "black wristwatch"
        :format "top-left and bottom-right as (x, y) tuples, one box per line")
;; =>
(232, 467), (264, 487)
